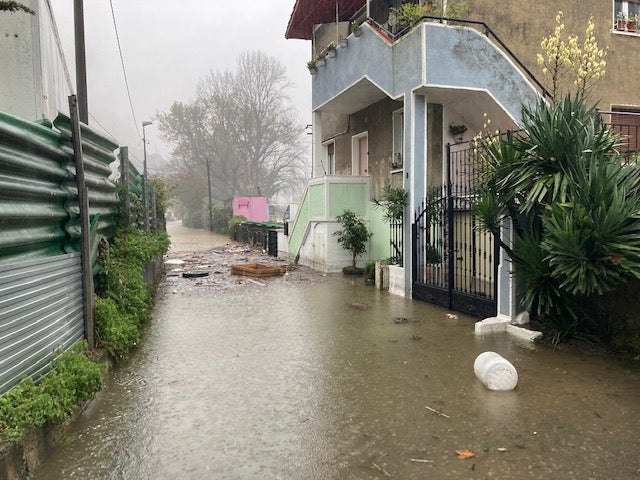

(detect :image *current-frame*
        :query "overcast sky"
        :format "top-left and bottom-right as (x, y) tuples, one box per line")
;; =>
(50, 0), (311, 169)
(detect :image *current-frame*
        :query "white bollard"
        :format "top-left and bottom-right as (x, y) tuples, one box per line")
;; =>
(474, 351), (518, 391)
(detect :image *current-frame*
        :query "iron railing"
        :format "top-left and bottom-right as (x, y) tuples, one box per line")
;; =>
(389, 218), (403, 265)
(597, 109), (640, 158)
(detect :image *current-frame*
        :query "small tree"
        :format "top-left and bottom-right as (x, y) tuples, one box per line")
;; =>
(334, 210), (372, 269)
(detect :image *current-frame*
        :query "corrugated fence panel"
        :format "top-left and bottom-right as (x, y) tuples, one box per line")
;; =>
(0, 253), (84, 394)
(0, 112), (71, 264)
(53, 114), (119, 244)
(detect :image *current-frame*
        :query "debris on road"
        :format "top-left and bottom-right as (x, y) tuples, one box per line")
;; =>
(455, 449), (476, 460)
(393, 317), (410, 324)
(425, 404), (450, 419)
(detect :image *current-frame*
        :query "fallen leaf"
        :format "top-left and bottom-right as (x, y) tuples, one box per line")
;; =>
(455, 449), (476, 460)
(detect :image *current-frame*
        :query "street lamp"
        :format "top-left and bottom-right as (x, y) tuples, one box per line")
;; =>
(142, 120), (152, 231)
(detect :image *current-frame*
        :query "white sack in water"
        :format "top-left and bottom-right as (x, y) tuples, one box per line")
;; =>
(474, 351), (518, 391)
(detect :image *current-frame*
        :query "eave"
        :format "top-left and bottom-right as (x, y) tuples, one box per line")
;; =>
(285, 0), (366, 40)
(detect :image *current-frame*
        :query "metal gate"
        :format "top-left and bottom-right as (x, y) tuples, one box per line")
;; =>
(412, 143), (498, 318)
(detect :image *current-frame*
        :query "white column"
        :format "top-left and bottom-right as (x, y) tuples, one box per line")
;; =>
(312, 110), (324, 178)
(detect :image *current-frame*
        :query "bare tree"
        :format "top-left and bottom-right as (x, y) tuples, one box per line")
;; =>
(158, 51), (308, 228)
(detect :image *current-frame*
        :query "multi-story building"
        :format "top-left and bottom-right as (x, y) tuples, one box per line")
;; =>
(284, 0), (640, 323)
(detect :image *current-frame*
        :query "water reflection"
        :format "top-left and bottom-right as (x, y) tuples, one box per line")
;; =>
(32, 274), (640, 479)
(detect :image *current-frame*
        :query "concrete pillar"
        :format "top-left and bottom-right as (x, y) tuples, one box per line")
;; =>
(404, 92), (428, 296)
(497, 218), (517, 321)
(312, 111), (324, 178)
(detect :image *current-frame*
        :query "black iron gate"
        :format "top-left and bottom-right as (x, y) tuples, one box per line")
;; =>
(412, 143), (498, 318)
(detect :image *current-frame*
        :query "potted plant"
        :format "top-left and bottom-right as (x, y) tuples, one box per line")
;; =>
(338, 35), (348, 48)
(326, 42), (336, 58)
(316, 53), (326, 67)
(352, 20), (362, 37)
(628, 14), (638, 31)
(449, 123), (468, 143)
(617, 11), (627, 30)
(307, 59), (317, 75)
(333, 209), (373, 275)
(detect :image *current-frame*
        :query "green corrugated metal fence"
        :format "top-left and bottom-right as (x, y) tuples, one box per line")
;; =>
(0, 112), (119, 264)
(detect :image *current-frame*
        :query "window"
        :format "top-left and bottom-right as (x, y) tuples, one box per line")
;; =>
(325, 141), (335, 175)
(614, 1), (640, 33)
(392, 109), (404, 170)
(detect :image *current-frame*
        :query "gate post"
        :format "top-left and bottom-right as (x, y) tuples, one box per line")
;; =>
(446, 143), (454, 309)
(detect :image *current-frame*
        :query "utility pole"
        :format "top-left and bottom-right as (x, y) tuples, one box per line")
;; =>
(142, 121), (153, 230)
(74, 0), (88, 124)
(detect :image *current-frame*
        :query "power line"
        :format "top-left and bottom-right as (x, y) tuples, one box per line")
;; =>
(88, 112), (119, 144)
(109, 0), (141, 139)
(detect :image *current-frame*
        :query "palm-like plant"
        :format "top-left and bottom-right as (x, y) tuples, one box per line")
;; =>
(474, 95), (640, 342)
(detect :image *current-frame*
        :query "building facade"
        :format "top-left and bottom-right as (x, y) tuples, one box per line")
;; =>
(284, 0), (639, 320)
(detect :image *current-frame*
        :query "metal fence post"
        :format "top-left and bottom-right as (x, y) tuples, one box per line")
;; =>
(120, 146), (130, 227)
(68, 95), (95, 349)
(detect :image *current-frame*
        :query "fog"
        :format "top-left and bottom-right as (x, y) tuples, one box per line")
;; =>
(49, 0), (311, 171)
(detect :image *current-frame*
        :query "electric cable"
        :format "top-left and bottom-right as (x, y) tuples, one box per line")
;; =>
(109, 0), (141, 139)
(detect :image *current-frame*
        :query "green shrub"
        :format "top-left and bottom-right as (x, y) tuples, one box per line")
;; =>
(0, 342), (103, 443)
(95, 228), (169, 361)
(227, 215), (247, 236)
(95, 297), (140, 360)
(211, 204), (233, 234)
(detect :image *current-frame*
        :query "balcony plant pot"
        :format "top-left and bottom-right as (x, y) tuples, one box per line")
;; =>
(327, 49), (336, 58)
(449, 123), (467, 143)
(338, 37), (348, 48)
(316, 57), (326, 67)
(352, 22), (362, 37)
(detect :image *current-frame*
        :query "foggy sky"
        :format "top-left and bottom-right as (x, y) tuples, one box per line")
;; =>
(50, 0), (311, 170)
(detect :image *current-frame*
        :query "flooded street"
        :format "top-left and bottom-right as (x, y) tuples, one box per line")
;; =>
(33, 223), (640, 479)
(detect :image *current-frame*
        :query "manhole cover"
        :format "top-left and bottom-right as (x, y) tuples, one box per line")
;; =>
(182, 270), (209, 278)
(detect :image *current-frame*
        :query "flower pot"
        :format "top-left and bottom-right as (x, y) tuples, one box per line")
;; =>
(317, 58), (326, 67)
(628, 21), (637, 32)
(354, 28), (362, 37)
(327, 49), (336, 58)
(308, 67), (317, 76)
(617, 20), (627, 30)
(339, 38), (348, 48)
(454, 134), (464, 143)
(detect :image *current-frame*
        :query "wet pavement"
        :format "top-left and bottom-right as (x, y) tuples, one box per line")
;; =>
(32, 222), (640, 479)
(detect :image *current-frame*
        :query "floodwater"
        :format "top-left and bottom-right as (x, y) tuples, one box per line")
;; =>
(32, 223), (640, 479)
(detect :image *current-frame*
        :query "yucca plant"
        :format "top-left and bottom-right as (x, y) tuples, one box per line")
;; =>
(474, 94), (640, 343)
